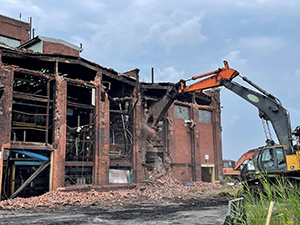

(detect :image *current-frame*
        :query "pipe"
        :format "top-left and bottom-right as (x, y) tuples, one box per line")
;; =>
(190, 108), (196, 181)
(151, 67), (154, 83)
(57, 184), (135, 191)
(10, 150), (49, 161)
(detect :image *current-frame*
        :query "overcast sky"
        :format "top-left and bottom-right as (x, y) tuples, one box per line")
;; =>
(1, 0), (300, 161)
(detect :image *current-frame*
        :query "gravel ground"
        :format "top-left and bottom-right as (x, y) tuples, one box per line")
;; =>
(0, 197), (228, 225)
(0, 175), (234, 224)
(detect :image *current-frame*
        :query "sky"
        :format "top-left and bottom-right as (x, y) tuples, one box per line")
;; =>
(1, 0), (300, 161)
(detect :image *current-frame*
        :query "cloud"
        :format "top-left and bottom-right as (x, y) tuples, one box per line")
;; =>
(74, 0), (105, 12)
(277, 68), (300, 97)
(209, 51), (248, 71)
(235, 0), (300, 8)
(158, 13), (207, 50)
(222, 51), (248, 67)
(228, 114), (240, 125)
(154, 66), (185, 83)
(80, 6), (206, 60)
(288, 107), (300, 129)
(0, 0), (41, 18)
(236, 37), (285, 53)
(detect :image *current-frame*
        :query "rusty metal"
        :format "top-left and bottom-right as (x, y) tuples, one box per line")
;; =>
(67, 101), (94, 109)
(147, 86), (178, 127)
(13, 92), (49, 102)
(65, 161), (94, 167)
(9, 161), (50, 199)
(46, 80), (50, 143)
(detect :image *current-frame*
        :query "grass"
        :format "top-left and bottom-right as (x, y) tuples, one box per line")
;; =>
(202, 186), (240, 198)
(230, 176), (300, 224)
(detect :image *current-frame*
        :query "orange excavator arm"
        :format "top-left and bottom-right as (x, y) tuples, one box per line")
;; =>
(233, 149), (258, 170)
(178, 61), (239, 94)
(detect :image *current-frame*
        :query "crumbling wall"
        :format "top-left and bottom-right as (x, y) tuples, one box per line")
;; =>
(94, 71), (110, 185)
(0, 66), (14, 195)
(52, 74), (67, 190)
(209, 89), (223, 181)
(132, 83), (147, 183)
(0, 66), (13, 146)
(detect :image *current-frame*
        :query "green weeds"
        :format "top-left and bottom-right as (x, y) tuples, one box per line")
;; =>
(230, 176), (300, 224)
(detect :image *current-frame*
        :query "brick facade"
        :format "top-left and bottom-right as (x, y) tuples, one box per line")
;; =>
(0, 14), (30, 44)
(43, 41), (80, 57)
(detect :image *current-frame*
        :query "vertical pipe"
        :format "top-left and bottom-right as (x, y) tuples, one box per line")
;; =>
(151, 67), (154, 83)
(46, 80), (50, 144)
(77, 115), (80, 128)
(119, 103), (128, 151)
(29, 17), (32, 39)
(190, 107), (196, 181)
(11, 165), (15, 195)
(49, 151), (53, 191)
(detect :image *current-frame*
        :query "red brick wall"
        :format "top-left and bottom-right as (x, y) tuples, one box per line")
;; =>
(52, 75), (67, 190)
(166, 93), (222, 182)
(0, 15), (30, 43)
(210, 89), (223, 180)
(94, 72), (110, 185)
(167, 104), (193, 181)
(198, 121), (214, 164)
(122, 69), (139, 79)
(43, 41), (79, 57)
(0, 66), (14, 146)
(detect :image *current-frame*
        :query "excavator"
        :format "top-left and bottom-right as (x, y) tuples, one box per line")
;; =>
(223, 159), (241, 180)
(147, 61), (300, 189)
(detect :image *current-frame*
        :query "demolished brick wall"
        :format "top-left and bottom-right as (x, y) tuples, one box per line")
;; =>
(52, 74), (67, 190)
(0, 29), (223, 199)
(94, 71), (110, 185)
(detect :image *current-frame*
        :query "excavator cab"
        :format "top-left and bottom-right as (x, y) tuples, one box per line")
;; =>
(256, 145), (287, 173)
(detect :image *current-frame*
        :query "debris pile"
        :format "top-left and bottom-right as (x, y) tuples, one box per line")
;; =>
(0, 175), (224, 210)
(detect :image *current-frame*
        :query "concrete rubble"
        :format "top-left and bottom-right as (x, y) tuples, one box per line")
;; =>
(0, 175), (224, 210)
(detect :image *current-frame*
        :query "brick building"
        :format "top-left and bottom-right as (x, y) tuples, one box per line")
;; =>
(0, 14), (223, 198)
(19, 36), (83, 57)
(0, 14), (31, 47)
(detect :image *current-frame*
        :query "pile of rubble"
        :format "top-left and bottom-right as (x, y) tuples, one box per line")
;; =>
(0, 175), (225, 210)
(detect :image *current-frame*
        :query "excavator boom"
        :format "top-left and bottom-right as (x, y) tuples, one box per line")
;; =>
(178, 61), (239, 93)
(233, 149), (257, 170)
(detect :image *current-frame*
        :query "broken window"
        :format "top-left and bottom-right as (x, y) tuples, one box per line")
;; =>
(11, 72), (53, 143)
(174, 104), (189, 120)
(199, 109), (212, 123)
(109, 98), (133, 161)
(65, 83), (95, 186)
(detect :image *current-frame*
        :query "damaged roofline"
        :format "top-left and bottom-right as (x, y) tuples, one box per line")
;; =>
(18, 36), (83, 53)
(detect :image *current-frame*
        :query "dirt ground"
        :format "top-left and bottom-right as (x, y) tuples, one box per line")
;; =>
(0, 197), (228, 225)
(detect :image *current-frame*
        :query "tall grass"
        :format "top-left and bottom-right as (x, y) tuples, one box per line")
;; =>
(231, 176), (300, 224)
